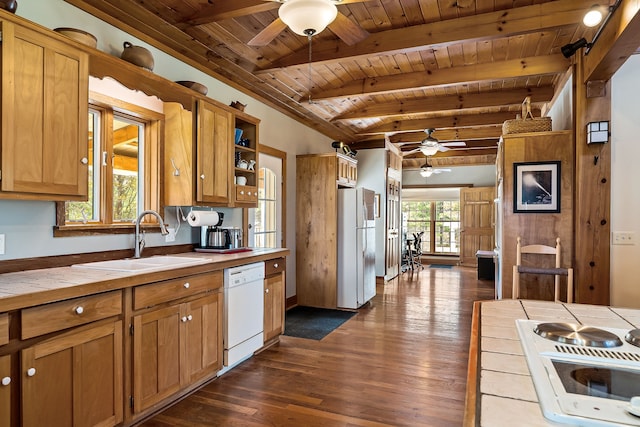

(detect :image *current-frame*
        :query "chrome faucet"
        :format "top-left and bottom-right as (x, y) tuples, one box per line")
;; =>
(134, 209), (169, 258)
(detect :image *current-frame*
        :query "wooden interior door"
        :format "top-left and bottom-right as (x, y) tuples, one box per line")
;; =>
(459, 187), (495, 266)
(385, 176), (401, 280)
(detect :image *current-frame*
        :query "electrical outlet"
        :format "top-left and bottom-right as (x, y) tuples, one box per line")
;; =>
(612, 231), (636, 245)
(0, 234), (5, 255)
(165, 228), (176, 243)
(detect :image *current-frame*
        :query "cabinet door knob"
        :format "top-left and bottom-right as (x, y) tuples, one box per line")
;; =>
(240, 191), (245, 195)
(181, 316), (188, 323)
(80, 157), (88, 165)
(75, 306), (84, 315)
(26, 368), (36, 377)
(247, 191), (252, 196)
(265, 288), (269, 294)
(274, 263), (278, 268)
(200, 174), (205, 179)
(183, 282), (190, 289)
(1, 376), (10, 386)
(187, 314), (193, 321)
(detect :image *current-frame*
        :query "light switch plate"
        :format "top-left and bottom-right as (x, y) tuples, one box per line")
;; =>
(612, 231), (636, 245)
(0, 234), (5, 255)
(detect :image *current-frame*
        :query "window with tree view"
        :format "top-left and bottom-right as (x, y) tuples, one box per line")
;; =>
(60, 94), (162, 231)
(402, 200), (460, 254)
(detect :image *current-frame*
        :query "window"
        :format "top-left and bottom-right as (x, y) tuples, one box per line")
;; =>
(402, 200), (460, 254)
(56, 92), (162, 233)
(254, 167), (277, 248)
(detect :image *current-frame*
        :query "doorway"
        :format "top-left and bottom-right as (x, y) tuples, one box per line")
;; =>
(248, 146), (285, 248)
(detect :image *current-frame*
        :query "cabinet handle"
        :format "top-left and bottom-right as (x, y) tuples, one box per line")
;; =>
(187, 314), (193, 321)
(274, 263), (279, 268)
(183, 282), (190, 289)
(26, 368), (36, 377)
(265, 288), (269, 294)
(75, 306), (84, 315)
(1, 376), (10, 386)
(80, 157), (88, 165)
(181, 316), (188, 323)
(200, 174), (205, 179)
(240, 191), (245, 195)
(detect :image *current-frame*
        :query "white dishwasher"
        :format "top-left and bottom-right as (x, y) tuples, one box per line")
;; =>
(221, 261), (265, 373)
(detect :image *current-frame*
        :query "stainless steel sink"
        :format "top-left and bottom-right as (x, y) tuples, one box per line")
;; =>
(72, 255), (209, 272)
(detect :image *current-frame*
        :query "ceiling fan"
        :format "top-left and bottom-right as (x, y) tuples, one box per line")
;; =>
(420, 157), (452, 177)
(402, 129), (467, 157)
(248, 0), (370, 46)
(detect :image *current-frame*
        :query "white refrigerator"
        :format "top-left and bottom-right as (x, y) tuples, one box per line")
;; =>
(337, 187), (376, 309)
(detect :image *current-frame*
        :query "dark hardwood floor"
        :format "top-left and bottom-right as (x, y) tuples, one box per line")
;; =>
(141, 265), (495, 426)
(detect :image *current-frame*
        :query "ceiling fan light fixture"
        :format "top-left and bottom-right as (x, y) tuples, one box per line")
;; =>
(279, 0), (338, 37)
(583, 5), (604, 27)
(420, 168), (433, 178)
(419, 145), (439, 156)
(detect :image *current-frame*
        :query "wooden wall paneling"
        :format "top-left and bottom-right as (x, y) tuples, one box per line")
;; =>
(501, 131), (574, 301)
(573, 57), (611, 305)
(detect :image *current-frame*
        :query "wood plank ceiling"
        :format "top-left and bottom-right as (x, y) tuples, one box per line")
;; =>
(65, 0), (603, 166)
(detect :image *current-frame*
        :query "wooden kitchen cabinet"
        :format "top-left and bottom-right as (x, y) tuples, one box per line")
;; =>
(264, 258), (285, 343)
(132, 272), (223, 414)
(196, 99), (233, 205)
(296, 153), (357, 308)
(21, 320), (123, 427)
(0, 20), (89, 200)
(337, 154), (357, 187)
(0, 355), (10, 427)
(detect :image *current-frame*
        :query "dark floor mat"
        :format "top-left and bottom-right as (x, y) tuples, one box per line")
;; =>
(284, 306), (356, 340)
(428, 264), (454, 269)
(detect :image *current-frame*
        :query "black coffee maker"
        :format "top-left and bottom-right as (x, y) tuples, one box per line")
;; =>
(199, 213), (231, 249)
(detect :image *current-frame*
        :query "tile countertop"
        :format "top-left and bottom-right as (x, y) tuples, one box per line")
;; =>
(465, 299), (640, 427)
(0, 248), (289, 312)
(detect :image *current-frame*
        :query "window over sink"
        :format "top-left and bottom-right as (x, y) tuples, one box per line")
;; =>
(55, 78), (164, 235)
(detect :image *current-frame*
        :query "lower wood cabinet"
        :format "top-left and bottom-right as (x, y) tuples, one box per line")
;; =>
(264, 258), (285, 343)
(0, 354), (10, 427)
(20, 320), (123, 427)
(132, 292), (222, 413)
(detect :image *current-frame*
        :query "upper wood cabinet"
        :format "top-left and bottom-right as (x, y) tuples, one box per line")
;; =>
(0, 20), (89, 200)
(196, 99), (233, 205)
(337, 154), (357, 187)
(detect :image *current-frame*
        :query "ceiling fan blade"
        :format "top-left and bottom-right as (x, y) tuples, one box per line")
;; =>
(440, 141), (466, 147)
(248, 18), (287, 46)
(402, 148), (421, 156)
(328, 12), (369, 46)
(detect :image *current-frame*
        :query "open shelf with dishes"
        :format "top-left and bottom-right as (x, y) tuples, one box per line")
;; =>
(232, 111), (260, 206)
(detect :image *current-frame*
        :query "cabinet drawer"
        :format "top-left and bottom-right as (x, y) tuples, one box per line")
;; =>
(21, 291), (122, 339)
(0, 313), (8, 345)
(235, 186), (258, 202)
(265, 258), (285, 276)
(133, 271), (222, 310)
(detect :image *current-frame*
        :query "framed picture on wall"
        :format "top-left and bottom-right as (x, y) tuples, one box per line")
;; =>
(513, 161), (561, 213)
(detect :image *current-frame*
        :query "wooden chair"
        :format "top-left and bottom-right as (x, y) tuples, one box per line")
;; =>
(512, 236), (573, 303)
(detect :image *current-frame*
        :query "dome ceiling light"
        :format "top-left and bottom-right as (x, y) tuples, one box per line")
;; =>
(279, 0), (338, 37)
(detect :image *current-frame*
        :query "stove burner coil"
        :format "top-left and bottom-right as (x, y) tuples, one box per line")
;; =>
(534, 322), (623, 348)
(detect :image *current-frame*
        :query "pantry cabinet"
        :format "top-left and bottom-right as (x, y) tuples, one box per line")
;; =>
(264, 258), (285, 343)
(131, 271), (222, 414)
(21, 320), (123, 427)
(0, 20), (89, 200)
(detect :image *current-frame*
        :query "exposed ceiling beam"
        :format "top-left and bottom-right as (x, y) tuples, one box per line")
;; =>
(357, 112), (523, 135)
(179, 1), (279, 27)
(391, 126), (502, 144)
(403, 154), (497, 168)
(583, 0), (640, 82)
(258, 0), (596, 71)
(311, 55), (570, 100)
(335, 86), (555, 120)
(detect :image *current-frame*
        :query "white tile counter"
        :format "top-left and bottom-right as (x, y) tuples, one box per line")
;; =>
(465, 299), (640, 426)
